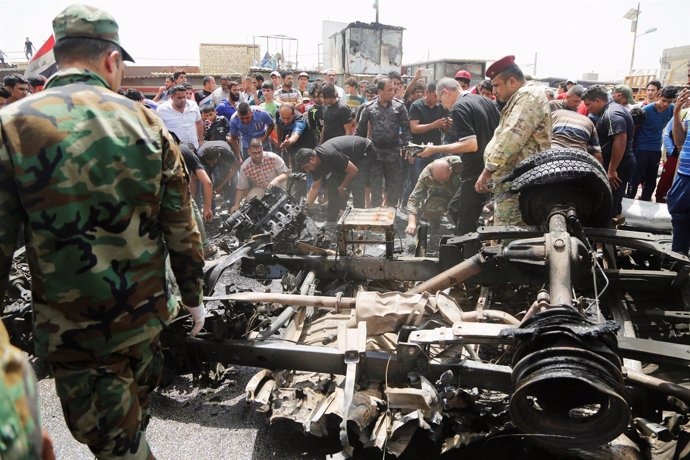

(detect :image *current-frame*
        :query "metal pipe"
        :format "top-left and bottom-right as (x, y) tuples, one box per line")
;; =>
(547, 213), (572, 306)
(460, 310), (520, 326)
(257, 271), (317, 339)
(203, 292), (357, 310)
(407, 253), (484, 294)
(624, 368), (690, 406)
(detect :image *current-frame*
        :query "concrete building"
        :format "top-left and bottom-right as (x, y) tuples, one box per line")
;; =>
(327, 21), (404, 75)
(199, 43), (260, 75)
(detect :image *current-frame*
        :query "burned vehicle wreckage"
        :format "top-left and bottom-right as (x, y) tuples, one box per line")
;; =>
(4, 149), (690, 458)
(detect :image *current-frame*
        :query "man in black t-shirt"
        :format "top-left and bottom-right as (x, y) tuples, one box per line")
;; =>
(403, 81), (449, 206)
(417, 78), (500, 235)
(583, 85), (635, 220)
(201, 105), (231, 142)
(179, 145), (216, 257)
(195, 75), (216, 105)
(295, 136), (375, 221)
(197, 141), (238, 208)
(321, 83), (353, 143)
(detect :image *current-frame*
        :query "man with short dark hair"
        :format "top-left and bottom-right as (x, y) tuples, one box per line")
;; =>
(3, 74), (29, 104)
(229, 102), (274, 161)
(24, 37), (35, 61)
(274, 71), (303, 106)
(157, 84), (204, 149)
(642, 80), (662, 106)
(215, 80), (240, 120)
(153, 74), (174, 102)
(195, 75), (216, 105)
(295, 136), (375, 220)
(0, 84), (10, 108)
(357, 78), (412, 207)
(627, 86), (677, 201)
(201, 104), (230, 142)
(197, 140), (238, 207)
(173, 69), (187, 84)
(402, 81), (448, 206)
(583, 84), (635, 220)
(305, 81), (325, 145)
(475, 55), (551, 226)
(231, 138), (290, 212)
(321, 83), (353, 143)
(549, 84), (584, 112)
(344, 77), (365, 114)
(0, 5), (204, 457)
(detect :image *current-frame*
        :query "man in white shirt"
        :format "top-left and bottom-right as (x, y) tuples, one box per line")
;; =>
(157, 85), (204, 150)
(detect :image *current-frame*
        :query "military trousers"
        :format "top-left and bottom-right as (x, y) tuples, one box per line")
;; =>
(51, 336), (163, 460)
(370, 149), (401, 207)
(492, 182), (526, 227)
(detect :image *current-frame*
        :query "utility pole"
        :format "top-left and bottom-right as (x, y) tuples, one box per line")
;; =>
(629, 2), (640, 73)
(374, 0), (379, 23)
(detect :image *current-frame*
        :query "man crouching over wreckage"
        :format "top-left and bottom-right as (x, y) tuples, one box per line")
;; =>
(0, 4), (205, 459)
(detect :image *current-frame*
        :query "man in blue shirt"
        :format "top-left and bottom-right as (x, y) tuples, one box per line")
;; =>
(668, 75), (690, 255)
(276, 104), (315, 168)
(627, 86), (676, 201)
(229, 102), (274, 162)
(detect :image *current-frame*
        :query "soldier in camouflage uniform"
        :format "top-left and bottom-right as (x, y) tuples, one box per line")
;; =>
(405, 157), (463, 235)
(0, 5), (205, 459)
(356, 78), (411, 207)
(0, 321), (55, 459)
(475, 56), (551, 226)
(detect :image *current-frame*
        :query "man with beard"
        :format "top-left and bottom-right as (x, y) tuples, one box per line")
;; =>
(157, 84), (204, 150)
(275, 70), (303, 106)
(211, 75), (232, 106)
(231, 137), (290, 211)
(216, 80), (241, 120)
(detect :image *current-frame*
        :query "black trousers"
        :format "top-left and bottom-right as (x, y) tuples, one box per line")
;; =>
(448, 175), (489, 236)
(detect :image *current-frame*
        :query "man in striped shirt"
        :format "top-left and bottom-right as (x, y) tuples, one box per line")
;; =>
(551, 107), (602, 163)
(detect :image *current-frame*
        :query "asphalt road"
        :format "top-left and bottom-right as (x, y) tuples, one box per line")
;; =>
(37, 364), (341, 460)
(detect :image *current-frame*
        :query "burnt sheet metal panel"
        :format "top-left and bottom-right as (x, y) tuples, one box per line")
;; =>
(329, 22), (404, 75)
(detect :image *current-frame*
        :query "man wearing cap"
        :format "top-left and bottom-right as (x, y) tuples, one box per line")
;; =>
(297, 71), (310, 97)
(356, 78), (411, 207)
(295, 136), (375, 221)
(612, 85), (636, 111)
(0, 4), (205, 459)
(475, 55), (551, 226)
(454, 70), (472, 91)
(270, 70), (282, 90)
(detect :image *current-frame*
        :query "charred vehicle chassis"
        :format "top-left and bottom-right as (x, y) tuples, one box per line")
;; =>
(4, 149), (690, 458)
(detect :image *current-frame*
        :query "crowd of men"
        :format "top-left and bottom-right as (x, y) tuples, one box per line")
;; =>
(1, 4), (690, 458)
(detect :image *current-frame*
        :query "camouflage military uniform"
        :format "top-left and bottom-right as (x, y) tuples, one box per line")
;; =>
(484, 82), (551, 225)
(356, 97), (411, 207)
(407, 156), (464, 219)
(0, 66), (203, 460)
(0, 321), (43, 459)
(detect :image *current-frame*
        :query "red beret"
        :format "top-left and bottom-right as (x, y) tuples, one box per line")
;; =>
(486, 55), (516, 79)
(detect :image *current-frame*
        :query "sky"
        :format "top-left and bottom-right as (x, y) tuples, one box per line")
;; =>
(1, 0), (689, 82)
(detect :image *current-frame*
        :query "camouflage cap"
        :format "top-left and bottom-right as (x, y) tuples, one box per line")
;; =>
(52, 4), (134, 62)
